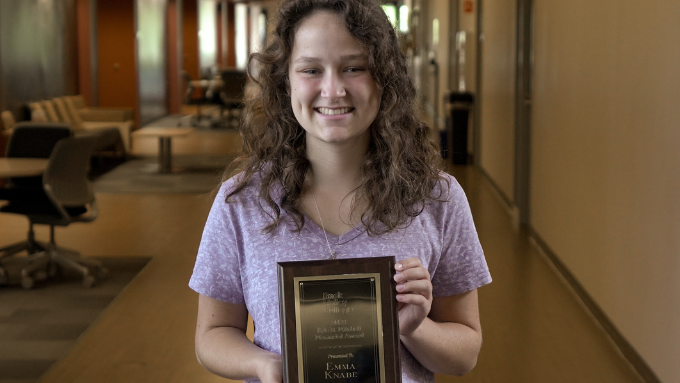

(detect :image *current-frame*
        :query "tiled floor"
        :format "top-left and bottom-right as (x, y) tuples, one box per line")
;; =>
(0, 257), (150, 382)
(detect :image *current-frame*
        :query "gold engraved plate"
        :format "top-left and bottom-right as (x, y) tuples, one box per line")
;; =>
(294, 274), (386, 383)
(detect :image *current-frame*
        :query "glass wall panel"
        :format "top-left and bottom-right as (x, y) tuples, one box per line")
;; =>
(0, 0), (77, 116)
(136, 0), (168, 124)
(234, 3), (248, 69)
(198, 0), (217, 73)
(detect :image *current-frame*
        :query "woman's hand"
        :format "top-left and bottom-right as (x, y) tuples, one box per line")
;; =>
(196, 296), (283, 381)
(394, 257), (433, 335)
(257, 352), (283, 383)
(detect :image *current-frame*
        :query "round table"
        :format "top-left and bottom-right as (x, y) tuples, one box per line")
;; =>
(0, 158), (49, 178)
(131, 127), (195, 173)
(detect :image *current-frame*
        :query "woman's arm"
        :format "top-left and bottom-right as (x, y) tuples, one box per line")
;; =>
(395, 258), (483, 376)
(195, 294), (282, 382)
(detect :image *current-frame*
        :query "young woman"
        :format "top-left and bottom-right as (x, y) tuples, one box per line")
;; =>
(189, 0), (491, 382)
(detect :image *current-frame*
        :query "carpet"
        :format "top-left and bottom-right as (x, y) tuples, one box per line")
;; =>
(0, 256), (151, 382)
(93, 155), (234, 194)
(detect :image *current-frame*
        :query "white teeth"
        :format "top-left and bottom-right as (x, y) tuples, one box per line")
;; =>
(318, 107), (351, 115)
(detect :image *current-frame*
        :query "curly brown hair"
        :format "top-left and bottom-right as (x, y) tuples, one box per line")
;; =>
(226, 0), (445, 236)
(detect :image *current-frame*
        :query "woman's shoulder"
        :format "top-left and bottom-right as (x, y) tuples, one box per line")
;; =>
(432, 171), (465, 202)
(418, 171), (472, 223)
(217, 170), (261, 199)
(216, 171), (245, 196)
(216, 168), (282, 204)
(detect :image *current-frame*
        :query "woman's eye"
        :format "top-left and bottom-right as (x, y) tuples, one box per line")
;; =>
(346, 67), (365, 73)
(301, 69), (320, 75)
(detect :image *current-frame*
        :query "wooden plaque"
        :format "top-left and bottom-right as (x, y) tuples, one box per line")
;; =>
(277, 257), (401, 383)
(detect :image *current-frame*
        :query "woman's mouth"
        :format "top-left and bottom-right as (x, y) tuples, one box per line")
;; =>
(315, 107), (354, 115)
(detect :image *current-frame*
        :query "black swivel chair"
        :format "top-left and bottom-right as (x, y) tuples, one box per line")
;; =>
(218, 69), (247, 128)
(0, 123), (72, 258)
(182, 70), (212, 126)
(0, 134), (107, 288)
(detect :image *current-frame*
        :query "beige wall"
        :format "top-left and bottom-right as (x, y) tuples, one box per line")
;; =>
(478, 0), (517, 201)
(531, 1), (680, 381)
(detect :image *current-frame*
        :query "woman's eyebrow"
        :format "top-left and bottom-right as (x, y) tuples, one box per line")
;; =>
(292, 53), (368, 64)
(340, 53), (368, 61)
(293, 56), (321, 64)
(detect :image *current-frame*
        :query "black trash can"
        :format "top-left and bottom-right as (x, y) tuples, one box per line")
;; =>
(444, 92), (474, 165)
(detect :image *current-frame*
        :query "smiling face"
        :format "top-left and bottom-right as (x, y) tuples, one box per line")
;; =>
(288, 11), (381, 150)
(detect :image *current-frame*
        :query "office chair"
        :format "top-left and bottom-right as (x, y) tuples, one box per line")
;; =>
(182, 71), (212, 126)
(0, 123), (73, 265)
(217, 69), (247, 128)
(0, 134), (107, 288)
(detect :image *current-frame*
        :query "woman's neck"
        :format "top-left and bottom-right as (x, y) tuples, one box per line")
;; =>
(302, 137), (369, 235)
(305, 139), (367, 194)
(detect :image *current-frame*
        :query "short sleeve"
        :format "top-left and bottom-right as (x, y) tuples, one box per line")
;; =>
(431, 175), (491, 296)
(188, 181), (245, 304)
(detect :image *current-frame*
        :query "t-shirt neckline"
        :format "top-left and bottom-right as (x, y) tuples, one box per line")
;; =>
(302, 213), (365, 246)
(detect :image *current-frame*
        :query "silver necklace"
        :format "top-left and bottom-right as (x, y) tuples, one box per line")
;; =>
(311, 191), (337, 259)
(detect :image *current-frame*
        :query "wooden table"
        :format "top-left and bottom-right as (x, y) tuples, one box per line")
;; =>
(131, 127), (195, 173)
(189, 79), (224, 91)
(0, 158), (49, 178)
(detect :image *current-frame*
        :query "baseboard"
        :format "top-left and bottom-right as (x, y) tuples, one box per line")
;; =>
(476, 165), (660, 383)
(477, 167), (521, 229)
(528, 231), (661, 383)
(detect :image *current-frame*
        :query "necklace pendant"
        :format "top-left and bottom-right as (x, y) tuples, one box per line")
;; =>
(330, 251), (336, 259)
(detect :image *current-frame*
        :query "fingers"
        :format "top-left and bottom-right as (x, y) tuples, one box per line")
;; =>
(396, 279), (432, 302)
(395, 257), (426, 273)
(394, 257), (432, 301)
(395, 257), (431, 284)
(257, 352), (283, 383)
(394, 266), (431, 284)
(394, 257), (434, 335)
(397, 289), (431, 307)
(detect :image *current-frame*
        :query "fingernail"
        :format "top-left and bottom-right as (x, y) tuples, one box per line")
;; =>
(396, 263), (403, 270)
(394, 274), (402, 282)
(396, 284), (405, 291)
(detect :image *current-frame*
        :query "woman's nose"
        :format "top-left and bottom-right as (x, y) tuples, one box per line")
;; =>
(320, 73), (346, 101)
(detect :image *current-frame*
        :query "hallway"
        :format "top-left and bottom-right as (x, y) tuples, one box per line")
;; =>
(443, 166), (641, 383)
(0, 135), (643, 382)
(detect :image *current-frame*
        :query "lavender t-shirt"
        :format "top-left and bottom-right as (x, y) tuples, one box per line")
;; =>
(189, 172), (491, 383)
